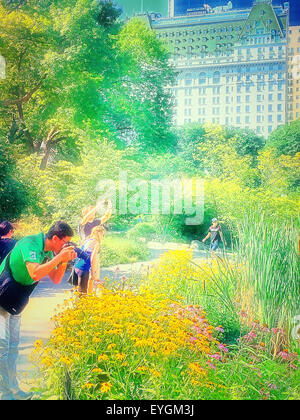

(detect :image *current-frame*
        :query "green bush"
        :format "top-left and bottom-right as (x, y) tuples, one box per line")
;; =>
(0, 142), (29, 220)
(100, 234), (149, 267)
(126, 222), (156, 241)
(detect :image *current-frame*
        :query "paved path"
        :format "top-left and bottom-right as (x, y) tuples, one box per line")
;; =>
(17, 244), (212, 383)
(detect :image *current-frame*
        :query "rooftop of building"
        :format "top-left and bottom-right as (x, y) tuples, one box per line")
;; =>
(147, 1), (289, 28)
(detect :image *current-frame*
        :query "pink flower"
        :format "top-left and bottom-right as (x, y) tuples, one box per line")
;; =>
(193, 325), (203, 334)
(262, 326), (271, 333)
(211, 353), (221, 360)
(206, 361), (216, 370)
(289, 364), (298, 370)
(218, 343), (229, 353)
(216, 327), (224, 333)
(267, 383), (277, 390)
(272, 328), (283, 335)
(241, 331), (256, 343)
(278, 351), (291, 360)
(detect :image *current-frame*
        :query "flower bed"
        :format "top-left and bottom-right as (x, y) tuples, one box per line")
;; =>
(33, 288), (227, 400)
(32, 250), (299, 400)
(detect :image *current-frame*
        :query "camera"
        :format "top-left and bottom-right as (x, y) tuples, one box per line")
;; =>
(63, 242), (90, 262)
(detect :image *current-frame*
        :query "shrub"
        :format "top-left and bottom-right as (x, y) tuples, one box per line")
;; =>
(142, 250), (241, 342)
(0, 142), (29, 220)
(100, 235), (149, 267)
(126, 222), (156, 241)
(13, 216), (45, 240)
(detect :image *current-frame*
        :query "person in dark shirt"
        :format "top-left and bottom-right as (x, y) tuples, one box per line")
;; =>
(202, 218), (227, 254)
(0, 221), (17, 265)
(79, 199), (112, 240)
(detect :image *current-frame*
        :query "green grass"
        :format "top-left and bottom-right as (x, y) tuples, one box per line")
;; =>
(235, 213), (300, 338)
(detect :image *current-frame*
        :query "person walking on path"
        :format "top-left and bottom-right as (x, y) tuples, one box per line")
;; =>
(0, 221), (17, 265)
(202, 218), (227, 254)
(0, 221), (77, 400)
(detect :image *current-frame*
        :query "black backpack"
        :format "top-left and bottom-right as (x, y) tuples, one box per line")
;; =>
(0, 253), (38, 315)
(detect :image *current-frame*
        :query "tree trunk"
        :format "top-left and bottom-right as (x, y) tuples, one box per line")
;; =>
(16, 102), (35, 153)
(7, 114), (18, 144)
(40, 144), (52, 170)
(39, 128), (66, 170)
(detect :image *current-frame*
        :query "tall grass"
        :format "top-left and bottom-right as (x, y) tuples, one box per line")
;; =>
(235, 213), (300, 337)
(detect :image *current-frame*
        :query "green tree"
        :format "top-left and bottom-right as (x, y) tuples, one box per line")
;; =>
(0, 1), (176, 167)
(266, 119), (300, 156)
(224, 126), (265, 158)
(0, 1), (51, 153)
(175, 123), (206, 173)
(174, 124), (264, 174)
(107, 17), (176, 153)
(0, 0), (122, 165)
(0, 140), (28, 219)
(257, 148), (300, 194)
(192, 124), (258, 187)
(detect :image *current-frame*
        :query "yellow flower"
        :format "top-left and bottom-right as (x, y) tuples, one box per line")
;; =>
(149, 368), (161, 378)
(115, 353), (126, 361)
(137, 366), (148, 372)
(81, 383), (96, 390)
(41, 356), (54, 368)
(97, 354), (109, 362)
(107, 343), (116, 350)
(92, 368), (103, 374)
(188, 362), (207, 377)
(100, 382), (112, 393)
(59, 356), (73, 366)
(34, 339), (43, 348)
(69, 320), (81, 326)
(34, 269), (222, 398)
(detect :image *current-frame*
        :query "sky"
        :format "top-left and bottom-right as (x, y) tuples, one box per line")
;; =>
(118, 0), (300, 26)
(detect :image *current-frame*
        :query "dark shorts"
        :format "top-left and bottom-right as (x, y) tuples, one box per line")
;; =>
(74, 268), (89, 294)
(209, 241), (219, 251)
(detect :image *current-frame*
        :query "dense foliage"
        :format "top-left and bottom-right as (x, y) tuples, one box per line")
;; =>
(1, 0), (299, 231)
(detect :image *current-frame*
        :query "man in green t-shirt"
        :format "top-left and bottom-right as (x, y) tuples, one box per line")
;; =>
(0, 221), (77, 400)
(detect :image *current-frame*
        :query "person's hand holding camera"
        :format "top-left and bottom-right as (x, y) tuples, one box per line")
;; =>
(59, 246), (77, 263)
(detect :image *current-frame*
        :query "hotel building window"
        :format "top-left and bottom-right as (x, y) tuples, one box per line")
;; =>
(199, 72), (206, 84)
